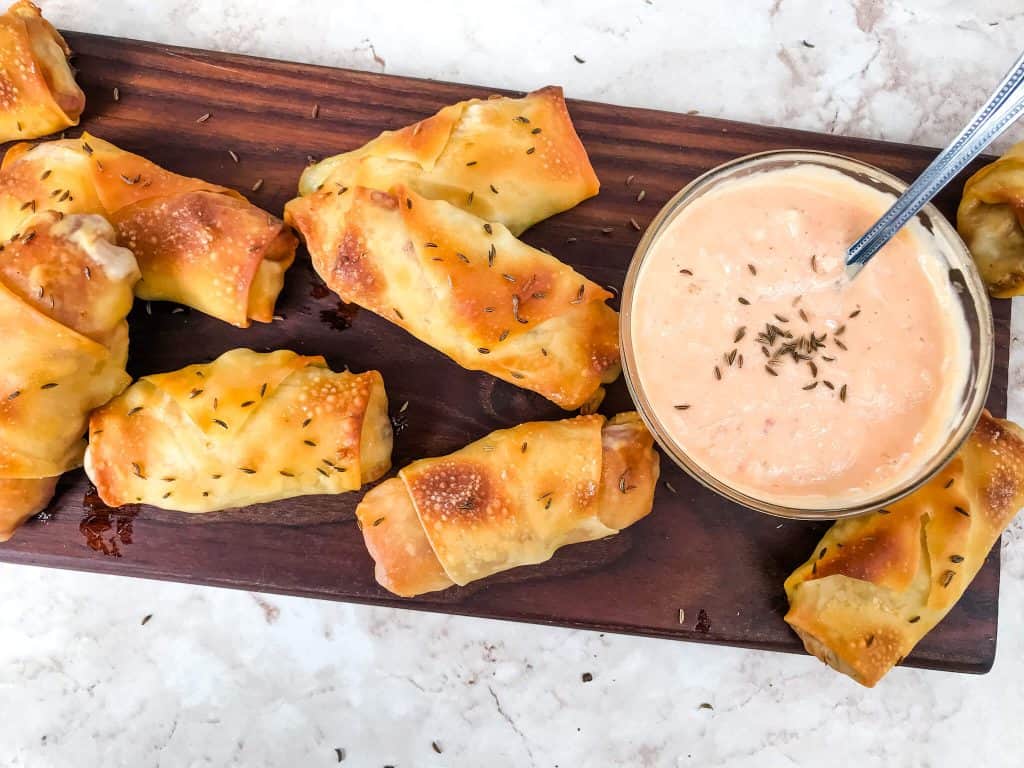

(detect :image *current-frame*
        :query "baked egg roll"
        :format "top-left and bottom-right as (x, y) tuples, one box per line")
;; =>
(0, 132), (297, 327)
(85, 349), (393, 513)
(356, 411), (659, 597)
(784, 410), (1024, 687)
(958, 141), (1024, 297)
(297, 86), (599, 236)
(0, 212), (139, 540)
(286, 184), (619, 410)
(0, 2), (84, 142)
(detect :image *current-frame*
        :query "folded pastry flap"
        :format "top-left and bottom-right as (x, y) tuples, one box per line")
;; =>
(783, 574), (923, 687)
(281, 187), (334, 268)
(140, 349), (318, 438)
(275, 365), (388, 485)
(400, 414), (615, 586)
(918, 459), (974, 612)
(355, 369), (393, 484)
(784, 411), (1024, 687)
(0, 142), (105, 238)
(480, 301), (621, 409)
(399, 187), (611, 341)
(0, 138), (35, 170)
(0, 339), (127, 478)
(14, 1), (81, 117)
(960, 409), (1024, 531)
(794, 507), (925, 594)
(87, 381), (235, 510)
(298, 103), (464, 195)
(961, 152), (1024, 208)
(0, 135), (235, 218)
(0, 2), (82, 140)
(782, 506), (935, 689)
(309, 154), (524, 229)
(0, 213), (139, 343)
(355, 477), (455, 598)
(245, 226), (300, 323)
(81, 133), (235, 213)
(0, 277), (125, 475)
(594, 412), (660, 531)
(297, 87), (599, 235)
(423, 86), (600, 234)
(111, 189), (293, 327)
(958, 149), (1024, 296)
(89, 363), (386, 512)
(959, 205), (1024, 297)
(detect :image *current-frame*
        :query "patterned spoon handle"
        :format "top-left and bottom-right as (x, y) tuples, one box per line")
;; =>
(846, 48), (1024, 272)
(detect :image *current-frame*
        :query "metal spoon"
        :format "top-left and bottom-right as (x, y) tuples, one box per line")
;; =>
(846, 49), (1024, 274)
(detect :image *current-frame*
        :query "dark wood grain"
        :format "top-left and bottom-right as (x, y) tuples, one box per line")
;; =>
(0, 32), (1009, 673)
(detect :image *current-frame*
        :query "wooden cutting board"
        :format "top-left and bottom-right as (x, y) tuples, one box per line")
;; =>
(0, 32), (1009, 674)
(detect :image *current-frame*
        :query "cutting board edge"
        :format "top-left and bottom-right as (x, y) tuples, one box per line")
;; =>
(0, 29), (1004, 676)
(0, 546), (996, 676)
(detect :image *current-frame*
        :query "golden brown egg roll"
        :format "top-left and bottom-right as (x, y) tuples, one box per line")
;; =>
(0, 2), (84, 142)
(356, 411), (659, 597)
(0, 211), (139, 540)
(85, 349), (393, 513)
(958, 141), (1024, 297)
(784, 410), (1024, 687)
(297, 86), (599, 236)
(286, 184), (619, 410)
(0, 133), (297, 327)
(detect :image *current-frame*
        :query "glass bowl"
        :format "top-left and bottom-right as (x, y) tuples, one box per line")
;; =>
(620, 150), (994, 520)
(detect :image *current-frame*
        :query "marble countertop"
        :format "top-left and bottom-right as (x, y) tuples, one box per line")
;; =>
(3, 1), (1024, 766)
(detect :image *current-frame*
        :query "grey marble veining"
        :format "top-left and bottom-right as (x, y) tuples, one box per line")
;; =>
(2, 2), (1023, 766)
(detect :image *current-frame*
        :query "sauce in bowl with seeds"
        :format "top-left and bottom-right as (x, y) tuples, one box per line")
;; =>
(629, 164), (971, 509)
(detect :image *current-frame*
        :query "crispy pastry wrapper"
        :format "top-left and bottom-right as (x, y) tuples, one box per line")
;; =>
(0, 212), (139, 540)
(785, 410), (1024, 687)
(84, 349), (393, 513)
(286, 184), (619, 410)
(356, 411), (659, 597)
(958, 141), (1024, 297)
(0, 2), (84, 142)
(0, 133), (297, 327)
(296, 86), (599, 236)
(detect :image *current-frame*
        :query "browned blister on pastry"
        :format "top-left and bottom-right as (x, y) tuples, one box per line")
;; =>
(296, 86), (599, 236)
(0, 133), (297, 327)
(958, 141), (1024, 297)
(784, 410), (1024, 687)
(286, 184), (619, 409)
(0, 211), (139, 540)
(85, 349), (393, 513)
(0, 2), (84, 142)
(356, 412), (659, 597)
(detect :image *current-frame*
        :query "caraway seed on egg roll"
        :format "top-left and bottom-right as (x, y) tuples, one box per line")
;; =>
(785, 410), (1024, 687)
(286, 184), (620, 410)
(296, 86), (600, 237)
(356, 411), (659, 597)
(0, 133), (297, 327)
(85, 349), (393, 513)
(0, 212), (139, 540)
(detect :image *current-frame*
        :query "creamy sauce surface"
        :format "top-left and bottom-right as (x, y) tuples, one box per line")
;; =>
(632, 165), (969, 507)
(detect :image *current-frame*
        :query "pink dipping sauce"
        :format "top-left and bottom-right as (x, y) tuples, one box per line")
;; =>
(631, 165), (969, 508)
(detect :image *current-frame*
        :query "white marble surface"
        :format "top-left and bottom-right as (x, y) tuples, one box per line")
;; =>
(3, 1), (1024, 766)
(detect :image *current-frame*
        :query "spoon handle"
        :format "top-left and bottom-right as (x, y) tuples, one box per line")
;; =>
(846, 49), (1024, 269)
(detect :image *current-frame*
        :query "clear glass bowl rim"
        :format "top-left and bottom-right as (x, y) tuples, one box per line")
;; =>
(619, 149), (995, 520)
